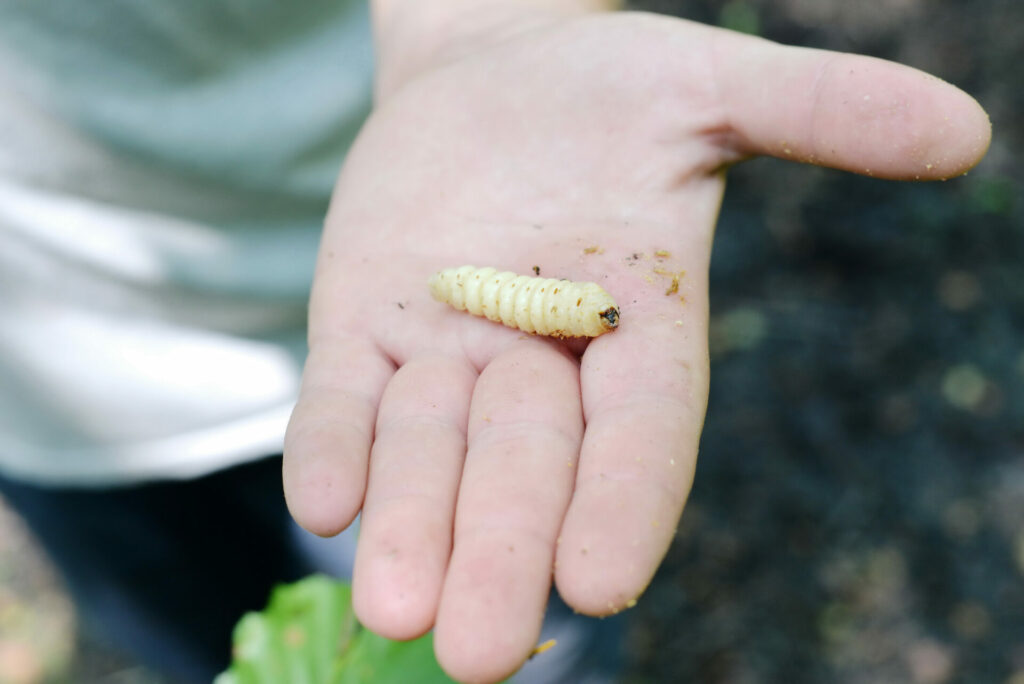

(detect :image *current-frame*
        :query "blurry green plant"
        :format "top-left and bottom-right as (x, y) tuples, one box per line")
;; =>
(718, 0), (761, 35)
(215, 575), (454, 684)
(966, 174), (1016, 215)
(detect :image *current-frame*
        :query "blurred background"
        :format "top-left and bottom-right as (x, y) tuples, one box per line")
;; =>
(627, 0), (1023, 683)
(1, 0), (1020, 682)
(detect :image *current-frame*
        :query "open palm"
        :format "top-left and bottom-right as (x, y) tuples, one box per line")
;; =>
(284, 12), (989, 683)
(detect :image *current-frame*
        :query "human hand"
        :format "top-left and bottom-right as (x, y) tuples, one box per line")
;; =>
(283, 9), (989, 683)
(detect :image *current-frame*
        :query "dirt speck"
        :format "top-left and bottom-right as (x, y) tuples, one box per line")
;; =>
(529, 639), (557, 659)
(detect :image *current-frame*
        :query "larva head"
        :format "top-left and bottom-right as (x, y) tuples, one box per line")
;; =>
(599, 307), (620, 330)
(575, 282), (619, 336)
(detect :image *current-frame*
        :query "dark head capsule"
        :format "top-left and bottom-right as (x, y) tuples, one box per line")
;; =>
(599, 307), (620, 329)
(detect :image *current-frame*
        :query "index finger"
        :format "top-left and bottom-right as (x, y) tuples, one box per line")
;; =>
(554, 300), (710, 615)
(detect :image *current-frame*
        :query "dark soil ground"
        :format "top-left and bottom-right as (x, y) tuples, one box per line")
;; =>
(0, 1), (1020, 682)
(624, 1), (1024, 683)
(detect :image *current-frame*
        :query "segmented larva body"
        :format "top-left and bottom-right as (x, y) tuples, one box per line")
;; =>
(428, 265), (619, 338)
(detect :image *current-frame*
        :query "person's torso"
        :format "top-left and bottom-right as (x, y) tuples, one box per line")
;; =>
(0, 0), (373, 484)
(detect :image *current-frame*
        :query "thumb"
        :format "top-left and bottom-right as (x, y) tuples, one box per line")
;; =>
(708, 26), (991, 180)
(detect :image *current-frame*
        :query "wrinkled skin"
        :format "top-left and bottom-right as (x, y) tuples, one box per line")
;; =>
(283, 12), (990, 683)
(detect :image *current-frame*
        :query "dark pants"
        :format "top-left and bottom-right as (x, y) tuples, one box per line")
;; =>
(0, 455), (624, 684)
(0, 456), (312, 683)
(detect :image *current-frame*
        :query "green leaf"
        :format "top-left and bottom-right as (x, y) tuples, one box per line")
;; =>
(336, 628), (451, 684)
(217, 575), (453, 684)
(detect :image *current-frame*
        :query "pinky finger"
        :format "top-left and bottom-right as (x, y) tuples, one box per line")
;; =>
(283, 334), (395, 537)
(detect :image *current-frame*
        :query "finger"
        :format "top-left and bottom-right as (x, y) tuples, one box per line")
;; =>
(433, 340), (583, 684)
(709, 26), (991, 179)
(283, 335), (394, 537)
(555, 299), (710, 616)
(352, 354), (476, 640)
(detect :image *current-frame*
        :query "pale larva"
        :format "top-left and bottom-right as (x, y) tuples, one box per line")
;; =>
(428, 265), (619, 338)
